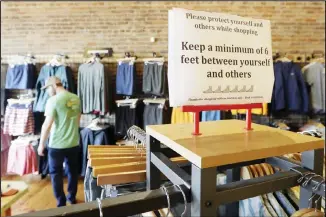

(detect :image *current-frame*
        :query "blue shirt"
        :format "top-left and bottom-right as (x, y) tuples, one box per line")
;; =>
(5, 64), (36, 89)
(201, 110), (221, 121)
(33, 65), (72, 112)
(272, 61), (309, 113)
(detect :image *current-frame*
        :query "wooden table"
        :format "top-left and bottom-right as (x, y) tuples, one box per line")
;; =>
(146, 120), (324, 168)
(1, 181), (28, 216)
(146, 120), (325, 216)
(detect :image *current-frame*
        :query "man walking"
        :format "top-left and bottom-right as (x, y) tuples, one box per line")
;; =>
(38, 76), (81, 207)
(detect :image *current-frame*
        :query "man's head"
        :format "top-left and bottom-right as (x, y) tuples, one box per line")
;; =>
(41, 76), (63, 96)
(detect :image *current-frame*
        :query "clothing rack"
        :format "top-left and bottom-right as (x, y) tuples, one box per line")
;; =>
(15, 157), (324, 217)
(16, 121), (324, 217)
(2, 51), (324, 64)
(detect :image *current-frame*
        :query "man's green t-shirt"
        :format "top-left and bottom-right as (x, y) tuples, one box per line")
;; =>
(45, 91), (81, 149)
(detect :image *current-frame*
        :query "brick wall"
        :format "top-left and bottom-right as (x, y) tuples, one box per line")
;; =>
(1, 1), (325, 58)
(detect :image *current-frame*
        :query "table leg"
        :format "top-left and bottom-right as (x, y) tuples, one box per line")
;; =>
(146, 135), (161, 190)
(191, 165), (217, 216)
(225, 168), (241, 216)
(299, 149), (323, 209)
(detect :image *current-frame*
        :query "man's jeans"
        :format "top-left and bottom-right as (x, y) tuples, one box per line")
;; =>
(48, 146), (79, 207)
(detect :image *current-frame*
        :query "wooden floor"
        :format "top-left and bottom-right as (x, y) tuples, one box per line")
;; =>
(1, 174), (85, 216)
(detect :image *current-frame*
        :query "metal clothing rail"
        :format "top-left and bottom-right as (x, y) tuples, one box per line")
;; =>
(14, 162), (324, 217)
(16, 185), (190, 217)
(15, 153), (325, 217)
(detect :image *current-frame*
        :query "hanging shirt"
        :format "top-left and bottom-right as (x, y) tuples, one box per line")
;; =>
(80, 127), (110, 176)
(34, 65), (72, 112)
(3, 103), (35, 136)
(5, 64), (36, 89)
(201, 110), (221, 121)
(171, 107), (193, 124)
(231, 103), (268, 116)
(302, 62), (325, 114)
(78, 62), (108, 114)
(272, 61), (309, 113)
(1, 128), (11, 177)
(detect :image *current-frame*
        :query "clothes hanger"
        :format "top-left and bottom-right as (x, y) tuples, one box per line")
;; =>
(88, 148), (140, 153)
(97, 198), (103, 217)
(90, 157), (146, 167)
(160, 185), (173, 217)
(24, 54), (35, 65)
(86, 118), (104, 131)
(252, 165), (282, 217)
(175, 185), (187, 217)
(86, 53), (101, 63)
(249, 165), (259, 178)
(7, 98), (35, 106)
(93, 150), (186, 185)
(265, 163), (274, 174)
(261, 163), (271, 175)
(88, 145), (145, 153)
(254, 164), (265, 177)
(97, 170), (146, 186)
(117, 52), (136, 64)
(258, 164), (289, 216)
(275, 52), (292, 62)
(300, 121), (325, 131)
(142, 211), (158, 217)
(89, 152), (146, 158)
(88, 145), (134, 149)
(310, 53), (325, 64)
(301, 210), (324, 217)
(292, 153), (302, 162)
(89, 131), (147, 167)
(274, 121), (290, 130)
(241, 166), (275, 216)
(116, 98), (139, 108)
(302, 175), (323, 188)
(85, 55), (95, 64)
(291, 208), (315, 217)
(143, 52), (165, 64)
(92, 157), (187, 176)
(88, 127), (145, 156)
(47, 54), (62, 66)
(291, 193), (324, 217)
(143, 98), (166, 106)
(88, 132), (146, 164)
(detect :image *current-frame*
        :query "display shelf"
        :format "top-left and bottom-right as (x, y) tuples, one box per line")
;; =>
(146, 120), (324, 216)
(146, 120), (324, 168)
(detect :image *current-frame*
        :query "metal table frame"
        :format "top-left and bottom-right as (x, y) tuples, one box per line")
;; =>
(16, 138), (324, 217)
(146, 134), (324, 216)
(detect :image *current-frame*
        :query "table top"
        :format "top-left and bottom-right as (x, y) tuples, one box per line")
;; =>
(1, 181), (28, 212)
(146, 120), (324, 168)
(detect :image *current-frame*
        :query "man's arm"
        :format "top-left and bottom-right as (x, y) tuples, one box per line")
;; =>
(38, 116), (54, 156)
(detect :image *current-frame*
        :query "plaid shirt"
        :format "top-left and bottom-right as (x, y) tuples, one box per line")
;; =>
(3, 103), (34, 136)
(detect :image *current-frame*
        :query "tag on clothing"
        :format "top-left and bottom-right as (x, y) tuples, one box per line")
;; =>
(158, 104), (164, 109)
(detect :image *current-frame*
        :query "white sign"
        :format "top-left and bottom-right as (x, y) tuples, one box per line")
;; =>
(168, 8), (274, 107)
